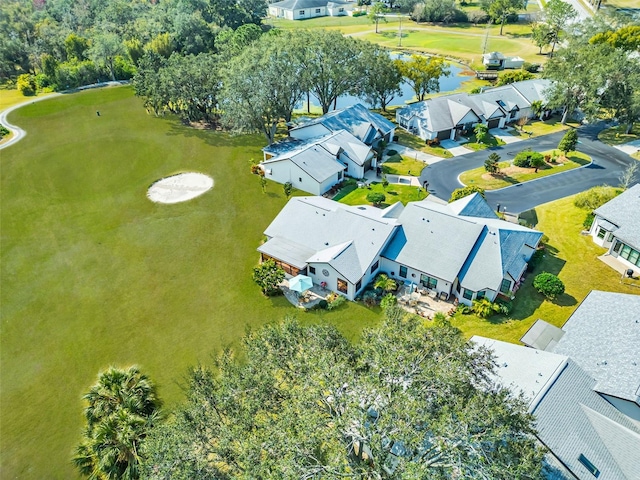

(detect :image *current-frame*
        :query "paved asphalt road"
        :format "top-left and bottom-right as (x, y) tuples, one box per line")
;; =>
(419, 124), (638, 214)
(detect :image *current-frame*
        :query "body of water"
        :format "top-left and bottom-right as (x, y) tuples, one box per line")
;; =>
(297, 54), (470, 111)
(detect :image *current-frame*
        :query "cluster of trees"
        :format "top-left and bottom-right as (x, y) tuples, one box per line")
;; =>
(1, 0), (268, 88)
(542, 17), (640, 132)
(134, 28), (448, 143)
(139, 311), (544, 478)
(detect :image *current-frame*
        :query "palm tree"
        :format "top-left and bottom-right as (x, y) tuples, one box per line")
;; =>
(374, 274), (397, 292)
(74, 366), (161, 479)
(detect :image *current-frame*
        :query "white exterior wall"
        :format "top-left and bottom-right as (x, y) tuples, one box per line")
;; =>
(264, 160), (342, 195)
(308, 263), (358, 300)
(292, 7), (326, 19)
(600, 394), (640, 427)
(379, 258), (452, 296)
(454, 286), (498, 306)
(327, 4), (351, 16)
(338, 152), (365, 179)
(589, 215), (616, 248)
(290, 124), (332, 140)
(458, 110), (480, 130)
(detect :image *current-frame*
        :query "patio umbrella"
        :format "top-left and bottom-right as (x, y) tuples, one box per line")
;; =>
(289, 274), (313, 293)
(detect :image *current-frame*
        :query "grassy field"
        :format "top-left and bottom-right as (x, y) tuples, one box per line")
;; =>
(268, 15), (540, 65)
(460, 151), (592, 189)
(381, 153), (426, 175)
(597, 124), (640, 146)
(0, 88), (33, 112)
(393, 128), (454, 157)
(333, 181), (426, 206)
(460, 132), (506, 150)
(450, 193), (640, 343)
(0, 86), (383, 479)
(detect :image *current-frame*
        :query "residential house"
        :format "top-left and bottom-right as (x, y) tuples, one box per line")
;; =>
(589, 183), (640, 274)
(473, 335), (640, 480)
(521, 290), (640, 427)
(396, 79), (552, 141)
(258, 193), (542, 304)
(290, 103), (396, 147)
(268, 0), (356, 20)
(482, 51), (525, 70)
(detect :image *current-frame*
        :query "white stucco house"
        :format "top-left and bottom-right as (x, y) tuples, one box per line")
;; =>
(589, 183), (640, 274)
(396, 79), (552, 141)
(482, 51), (525, 70)
(268, 0), (356, 20)
(258, 193), (542, 304)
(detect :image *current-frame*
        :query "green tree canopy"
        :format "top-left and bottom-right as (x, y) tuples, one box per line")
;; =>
(485, 152), (501, 174)
(367, 191), (387, 206)
(395, 55), (450, 102)
(449, 185), (486, 202)
(538, 0), (577, 56)
(558, 129), (578, 154)
(357, 44), (402, 111)
(142, 312), (544, 478)
(74, 366), (161, 480)
(368, 2), (389, 33)
(252, 258), (285, 296)
(533, 272), (565, 299)
(481, 0), (525, 35)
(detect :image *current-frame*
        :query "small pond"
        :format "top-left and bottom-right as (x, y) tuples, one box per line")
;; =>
(296, 53), (472, 111)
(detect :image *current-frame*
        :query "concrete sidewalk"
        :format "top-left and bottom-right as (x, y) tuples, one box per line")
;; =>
(363, 169), (422, 187)
(490, 127), (524, 145)
(614, 139), (640, 157)
(440, 139), (473, 157)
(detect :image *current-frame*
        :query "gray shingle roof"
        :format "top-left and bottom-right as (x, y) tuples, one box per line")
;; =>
(449, 193), (498, 219)
(549, 290), (640, 404)
(382, 202), (484, 282)
(270, 0), (330, 10)
(262, 143), (345, 183)
(262, 197), (398, 283)
(472, 336), (640, 480)
(594, 183), (640, 248)
(291, 103), (395, 146)
(397, 96), (481, 133)
(510, 78), (553, 105)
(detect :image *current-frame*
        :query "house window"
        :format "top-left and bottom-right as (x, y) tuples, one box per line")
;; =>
(337, 278), (348, 294)
(613, 240), (622, 253)
(370, 261), (379, 274)
(606, 232), (614, 242)
(463, 289), (473, 300)
(597, 227), (606, 239)
(620, 244), (640, 266)
(500, 278), (511, 294)
(399, 266), (407, 278)
(420, 274), (437, 290)
(356, 280), (362, 292)
(338, 171), (343, 180)
(315, 8), (321, 12)
(309, 266), (316, 274)
(578, 454), (600, 478)
(299, 10), (305, 15)
(299, 177), (302, 182)
(338, 7), (344, 11)
(477, 290), (485, 299)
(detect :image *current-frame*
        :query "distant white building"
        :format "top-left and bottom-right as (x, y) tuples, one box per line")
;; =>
(482, 51), (525, 70)
(268, 0), (356, 20)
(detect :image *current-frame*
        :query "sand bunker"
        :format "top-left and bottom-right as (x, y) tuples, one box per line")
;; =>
(147, 172), (213, 204)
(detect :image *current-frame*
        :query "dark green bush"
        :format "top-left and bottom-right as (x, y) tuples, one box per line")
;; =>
(496, 300), (513, 315)
(533, 272), (565, 300)
(386, 149), (398, 156)
(317, 299), (328, 309)
(583, 212), (595, 229)
(513, 150), (543, 168)
(522, 62), (540, 73)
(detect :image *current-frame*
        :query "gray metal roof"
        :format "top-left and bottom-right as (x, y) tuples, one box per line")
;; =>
(594, 183), (640, 249)
(550, 290), (640, 404)
(473, 336), (640, 480)
(262, 197), (398, 283)
(382, 202), (484, 283)
(291, 103), (395, 146)
(521, 319), (565, 351)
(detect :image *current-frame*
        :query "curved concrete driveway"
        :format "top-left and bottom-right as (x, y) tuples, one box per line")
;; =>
(420, 124), (638, 213)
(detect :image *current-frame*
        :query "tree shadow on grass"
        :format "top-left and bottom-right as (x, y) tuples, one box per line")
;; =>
(166, 121), (265, 149)
(493, 173), (520, 185)
(519, 208), (538, 227)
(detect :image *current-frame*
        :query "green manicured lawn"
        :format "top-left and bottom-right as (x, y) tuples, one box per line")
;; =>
(509, 117), (572, 138)
(394, 128), (453, 158)
(460, 151), (591, 189)
(381, 153), (427, 175)
(597, 125), (640, 146)
(450, 193), (640, 343)
(334, 181), (426, 206)
(460, 132), (506, 150)
(0, 86), (383, 479)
